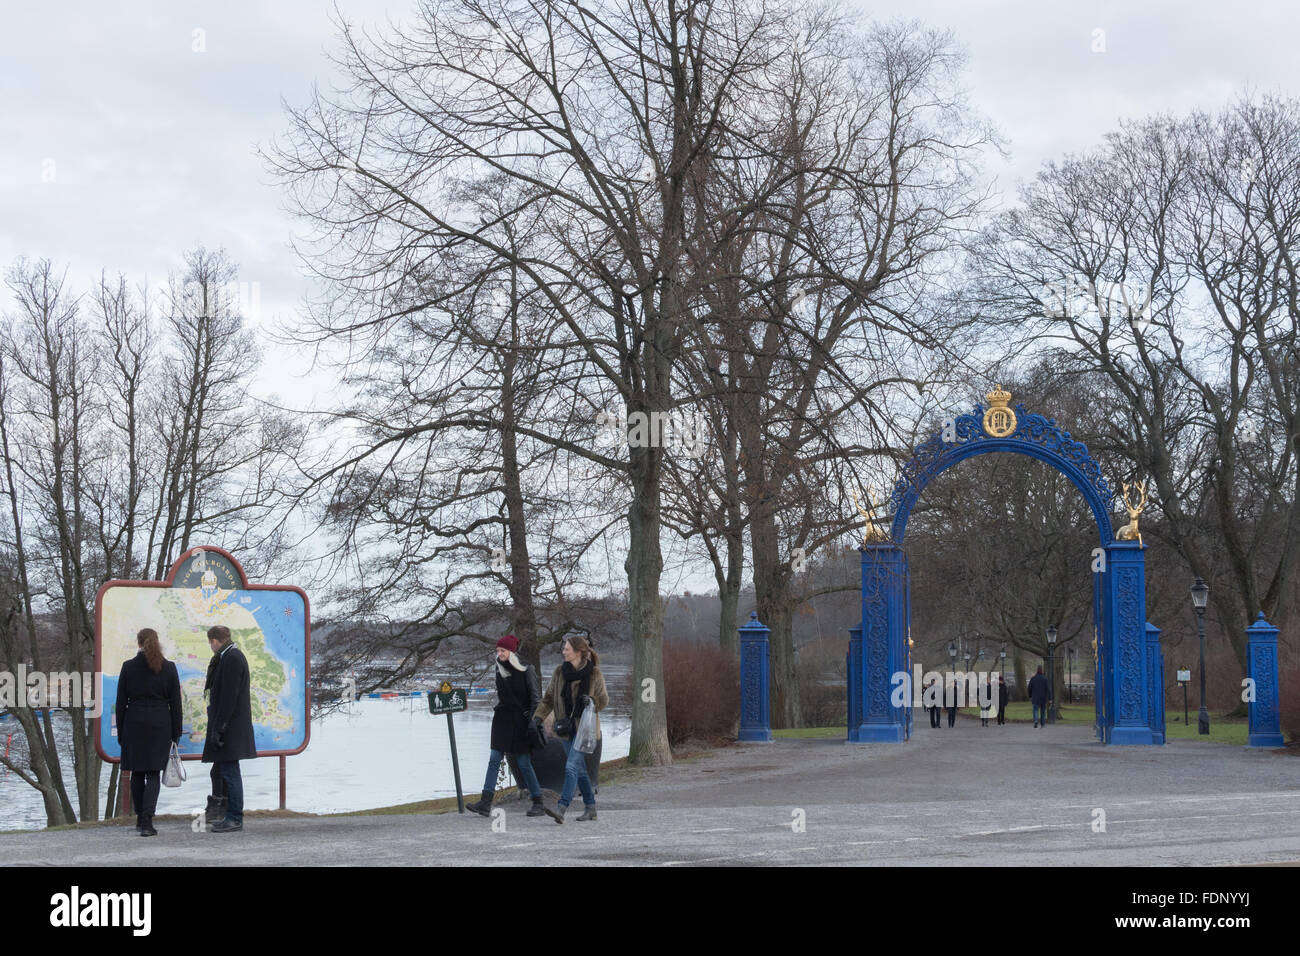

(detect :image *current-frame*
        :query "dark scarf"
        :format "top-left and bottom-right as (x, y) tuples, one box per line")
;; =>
(560, 658), (593, 719)
(204, 654), (220, 695)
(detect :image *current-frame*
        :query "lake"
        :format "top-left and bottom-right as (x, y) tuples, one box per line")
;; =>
(0, 672), (631, 831)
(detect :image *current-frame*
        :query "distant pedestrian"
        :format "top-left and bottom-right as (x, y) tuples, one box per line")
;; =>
(997, 674), (1009, 725)
(535, 634), (608, 823)
(202, 625), (255, 832)
(115, 628), (182, 837)
(1028, 665), (1050, 728)
(946, 679), (958, 727)
(466, 634), (553, 821)
(926, 678), (941, 728)
(980, 674), (995, 727)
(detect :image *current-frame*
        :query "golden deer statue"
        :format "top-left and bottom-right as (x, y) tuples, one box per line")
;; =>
(852, 489), (887, 544)
(1116, 480), (1148, 547)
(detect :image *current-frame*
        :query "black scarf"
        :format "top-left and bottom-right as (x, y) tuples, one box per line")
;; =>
(560, 659), (593, 720)
(204, 654), (220, 694)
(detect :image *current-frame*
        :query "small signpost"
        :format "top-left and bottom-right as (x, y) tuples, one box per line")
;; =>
(1176, 669), (1191, 726)
(428, 682), (468, 812)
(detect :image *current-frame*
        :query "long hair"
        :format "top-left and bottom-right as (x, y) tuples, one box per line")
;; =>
(565, 634), (599, 668)
(137, 628), (164, 673)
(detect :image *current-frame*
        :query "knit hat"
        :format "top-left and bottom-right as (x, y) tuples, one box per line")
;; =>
(496, 634), (520, 652)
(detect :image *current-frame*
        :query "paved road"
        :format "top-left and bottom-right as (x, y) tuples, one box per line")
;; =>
(3, 720), (1298, 865)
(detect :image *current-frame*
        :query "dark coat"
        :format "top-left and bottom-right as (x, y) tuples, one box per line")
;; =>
(490, 660), (541, 754)
(115, 652), (182, 772)
(202, 643), (256, 763)
(1028, 672), (1050, 706)
(998, 680), (1009, 710)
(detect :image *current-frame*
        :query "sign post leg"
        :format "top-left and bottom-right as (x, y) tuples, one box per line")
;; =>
(446, 712), (464, 813)
(279, 755), (286, 810)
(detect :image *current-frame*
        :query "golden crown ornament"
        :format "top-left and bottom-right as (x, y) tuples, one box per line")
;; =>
(982, 384), (1017, 438)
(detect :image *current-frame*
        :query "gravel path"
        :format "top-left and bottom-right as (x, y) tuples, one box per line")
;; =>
(2, 719), (1297, 866)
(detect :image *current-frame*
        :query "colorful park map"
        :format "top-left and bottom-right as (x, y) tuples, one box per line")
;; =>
(99, 581), (307, 759)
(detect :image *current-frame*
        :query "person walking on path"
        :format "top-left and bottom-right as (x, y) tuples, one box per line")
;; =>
(927, 678), (941, 728)
(115, 628), (183, 837)
(202, 625), (255, 832)
(980, 674), (996, 727)
(1028, 665), (1050, 728)
(535, 634), (607, 823)
(946, 679), (958, 728)
(466, 634), (554, 821)
(997, 673), (1009, 725)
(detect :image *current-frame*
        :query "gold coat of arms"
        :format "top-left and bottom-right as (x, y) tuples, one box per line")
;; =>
(982, 384), (1017, 437)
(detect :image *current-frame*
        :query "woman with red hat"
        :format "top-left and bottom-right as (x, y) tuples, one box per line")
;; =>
(466, 634), (553, 819)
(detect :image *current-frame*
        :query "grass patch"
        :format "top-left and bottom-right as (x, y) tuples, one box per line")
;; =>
(773, 726), (846, 739)
(1163, 718), (1253, 746)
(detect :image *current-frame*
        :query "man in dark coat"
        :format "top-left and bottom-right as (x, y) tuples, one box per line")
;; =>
(1028, 665), (1050, 728)
(201, 625), (255, 832)
(997, 674), (1009, 725)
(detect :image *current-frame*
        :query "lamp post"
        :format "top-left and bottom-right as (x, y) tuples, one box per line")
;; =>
(999, 644), (1007, 684)
(1046, 625), (1058, 723)
(1191, 577), (1210, 735)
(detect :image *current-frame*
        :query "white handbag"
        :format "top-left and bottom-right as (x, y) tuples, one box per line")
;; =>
(162, 742), (187, 788)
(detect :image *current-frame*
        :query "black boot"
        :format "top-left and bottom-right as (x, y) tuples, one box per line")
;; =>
(526, 797), (547, 817)
(205, 795), (227, 825)
(135, 814), (143, 834)
(139, 815), (157, 837)
(465, 792), (494, 817)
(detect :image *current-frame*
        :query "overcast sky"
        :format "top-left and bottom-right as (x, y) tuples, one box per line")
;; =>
(4, 0), (1298, 410)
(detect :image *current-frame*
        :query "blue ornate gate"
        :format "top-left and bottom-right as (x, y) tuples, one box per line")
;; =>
(849, 387), (1165, 745)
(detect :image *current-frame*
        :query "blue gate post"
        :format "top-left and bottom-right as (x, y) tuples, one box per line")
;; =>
(850, 543), (907, 743)
(738, 612), (773, 742)
(1246, 613), (1284, 748)
(1145, 622), (1166, 744)
(846, 625), (862, 733)
(1103, 541), (1156, 744)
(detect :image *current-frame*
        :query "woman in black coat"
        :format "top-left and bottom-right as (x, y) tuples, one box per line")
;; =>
(115, 628), (183, 837)
(466, 634), (552, 820)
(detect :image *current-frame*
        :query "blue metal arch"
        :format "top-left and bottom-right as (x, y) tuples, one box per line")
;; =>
(888, 404), (1116, 544)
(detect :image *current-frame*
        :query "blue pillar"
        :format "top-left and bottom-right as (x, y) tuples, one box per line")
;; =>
(849, 544), (907, 743)
(1104, 541), (1156, 744)
(1246, 613), (1284, 748)
(1145, 622), (1165, 744)
(846, 625), (862, 734)
(738, 612), (773, 742)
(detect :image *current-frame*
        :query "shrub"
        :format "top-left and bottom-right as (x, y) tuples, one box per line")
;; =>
(663, 641), (739, 747)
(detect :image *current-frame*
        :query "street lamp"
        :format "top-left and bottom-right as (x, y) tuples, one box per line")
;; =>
(1046, 625), (1058, 723)
(999, 643), (1007, 684)
(1191, 577), (1210, 735)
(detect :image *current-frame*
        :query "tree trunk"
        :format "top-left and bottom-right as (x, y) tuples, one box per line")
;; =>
(626, 439), (671, 766)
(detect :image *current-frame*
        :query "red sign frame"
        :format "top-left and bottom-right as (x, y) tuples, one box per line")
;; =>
(93, 545), (312, 762)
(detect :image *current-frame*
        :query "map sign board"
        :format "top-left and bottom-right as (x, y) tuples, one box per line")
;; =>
(94, 546), (310, 762)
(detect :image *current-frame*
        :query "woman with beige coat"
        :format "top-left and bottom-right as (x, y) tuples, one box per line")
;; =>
(534, 635), (607, 823)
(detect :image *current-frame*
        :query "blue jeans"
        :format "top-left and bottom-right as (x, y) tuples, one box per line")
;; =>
(558, 738), (595, 809)
(483, 749), (542, 799)
(217, 761), (243, 824)
(1033, 703), (1047, 724)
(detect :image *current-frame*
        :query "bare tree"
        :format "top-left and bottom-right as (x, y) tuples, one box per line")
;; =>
(971, 94), (1300, 669)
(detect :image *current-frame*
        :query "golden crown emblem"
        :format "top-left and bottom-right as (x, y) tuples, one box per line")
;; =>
(982, 384), (1017, 437)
